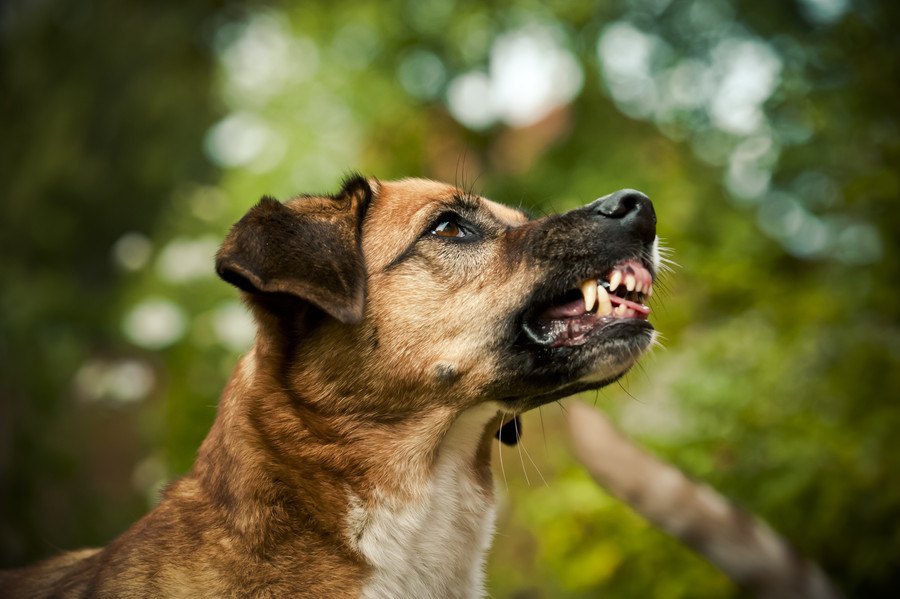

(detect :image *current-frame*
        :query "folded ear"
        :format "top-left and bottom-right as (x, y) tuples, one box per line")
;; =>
(215, 176), (372, 324)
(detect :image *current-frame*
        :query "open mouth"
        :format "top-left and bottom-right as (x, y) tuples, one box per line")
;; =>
(522, 259), (653, 348)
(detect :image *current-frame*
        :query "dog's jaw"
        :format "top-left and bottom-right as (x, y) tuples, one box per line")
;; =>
(495, 234), (661, 412)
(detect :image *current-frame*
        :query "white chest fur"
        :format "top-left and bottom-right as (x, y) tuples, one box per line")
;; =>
(349, 404), (500, 599)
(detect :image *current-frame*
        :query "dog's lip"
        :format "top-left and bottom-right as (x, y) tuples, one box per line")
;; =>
(519, 258), (654, 348)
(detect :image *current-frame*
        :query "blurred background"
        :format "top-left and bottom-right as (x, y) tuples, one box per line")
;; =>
(1, 0), (898, 597)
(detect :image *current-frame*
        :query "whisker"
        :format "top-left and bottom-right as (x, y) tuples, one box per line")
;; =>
(517, 420), (549, 487)
(658, 255), (680, 268)
(497, 411), (509, 492)
(538, 406), (549, 457)
(513, 416), (531, 486)
(632, 360), (651, 384)
(455, 150), (469, 193)
(616, 379), (640, 403)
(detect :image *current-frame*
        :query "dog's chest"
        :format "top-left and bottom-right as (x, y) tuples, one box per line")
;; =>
(349, 405), (499, 599)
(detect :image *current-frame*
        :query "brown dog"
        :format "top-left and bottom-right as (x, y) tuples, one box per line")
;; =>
(1, 176), (658, 598)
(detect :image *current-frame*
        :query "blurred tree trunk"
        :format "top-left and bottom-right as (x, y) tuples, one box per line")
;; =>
(567, 401), (843, 599)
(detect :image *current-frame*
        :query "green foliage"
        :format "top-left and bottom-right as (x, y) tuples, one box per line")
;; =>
(1, 0), (898, 597)
(0, 0), (222, 564)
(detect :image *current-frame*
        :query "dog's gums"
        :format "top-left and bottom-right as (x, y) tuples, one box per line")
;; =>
(522, 259), (653, 347)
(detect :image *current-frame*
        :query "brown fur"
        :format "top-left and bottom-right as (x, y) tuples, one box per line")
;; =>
(1, 177), (655, 598)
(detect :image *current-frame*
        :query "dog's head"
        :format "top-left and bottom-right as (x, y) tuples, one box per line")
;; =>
(216, 176), (657, 418)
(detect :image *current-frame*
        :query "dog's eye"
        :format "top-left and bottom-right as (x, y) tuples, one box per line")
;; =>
(432, 221), (463, 238)
(430, 216), (471, 239)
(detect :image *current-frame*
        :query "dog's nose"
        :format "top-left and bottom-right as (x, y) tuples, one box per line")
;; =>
(588, 189), (656, 243)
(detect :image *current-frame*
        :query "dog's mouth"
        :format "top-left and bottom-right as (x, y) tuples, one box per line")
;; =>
(521, 259), (653, 348)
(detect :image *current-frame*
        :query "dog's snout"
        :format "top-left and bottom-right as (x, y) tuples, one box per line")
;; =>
(591, 189), (650, 219)
(589, 189), (656, 243)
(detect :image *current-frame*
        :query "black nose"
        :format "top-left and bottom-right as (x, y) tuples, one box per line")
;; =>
(588, 189), (656, 243)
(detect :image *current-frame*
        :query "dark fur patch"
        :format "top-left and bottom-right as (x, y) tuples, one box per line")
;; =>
(433, 362), (460, 383)
(495, 415), (522, 446)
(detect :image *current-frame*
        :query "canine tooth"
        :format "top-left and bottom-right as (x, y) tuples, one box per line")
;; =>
(625, 274), (636, 292)
(597, 284), (613, 316)
(581, 279), (598, 313)
(609, 270), (622, 292)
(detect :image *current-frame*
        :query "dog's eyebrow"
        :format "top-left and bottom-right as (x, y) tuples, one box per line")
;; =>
(382, 194), (484, 272)
(452, 192), (534, 226)
(450, 193), (482, 212)
(450, 193), (523, 229)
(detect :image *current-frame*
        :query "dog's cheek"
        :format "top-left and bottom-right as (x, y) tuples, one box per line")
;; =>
(362, 249), (527, 398)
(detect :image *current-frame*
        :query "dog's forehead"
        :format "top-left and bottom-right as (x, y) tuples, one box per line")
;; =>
(370, 178), (459, 219)
(363, 178), (528, 269)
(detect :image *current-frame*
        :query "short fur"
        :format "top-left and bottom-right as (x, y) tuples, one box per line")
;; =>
(1, 176), (658, 598)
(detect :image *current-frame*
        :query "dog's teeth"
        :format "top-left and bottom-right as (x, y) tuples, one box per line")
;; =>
(597, 284), (613, 316)
(646, 282), (653, 297)
(609, 270), (622, 292)
(615, 304), (628, 316)
(635, 280), (643, 294)
(625, 274), (636, 292)
(581, 279), (598, 313)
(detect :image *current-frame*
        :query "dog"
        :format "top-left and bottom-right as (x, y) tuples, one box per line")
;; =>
(1, 176), (658, 598)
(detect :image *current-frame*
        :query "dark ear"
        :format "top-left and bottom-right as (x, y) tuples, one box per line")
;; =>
(215, 176), (372, 324)
(496, 415), (522, 446)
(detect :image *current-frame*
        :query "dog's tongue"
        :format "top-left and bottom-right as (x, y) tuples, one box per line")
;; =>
(538, 296), (586, 319)
(609, 294), (651, 315)
(537, 291), (651, 321)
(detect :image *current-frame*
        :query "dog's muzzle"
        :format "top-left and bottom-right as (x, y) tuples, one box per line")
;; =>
(588, 188), (657, 245)
(519, 189), (658, 349)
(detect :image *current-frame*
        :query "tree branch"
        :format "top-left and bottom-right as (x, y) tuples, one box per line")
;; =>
(565, 401), (843, 599)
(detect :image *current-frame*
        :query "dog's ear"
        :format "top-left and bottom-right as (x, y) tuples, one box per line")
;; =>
(215, 176), (372, 324)
(496, 415), (522, 446)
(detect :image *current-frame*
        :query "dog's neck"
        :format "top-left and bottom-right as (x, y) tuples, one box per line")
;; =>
(191, 349), (502, 597)
(348, 402), (501, 598)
